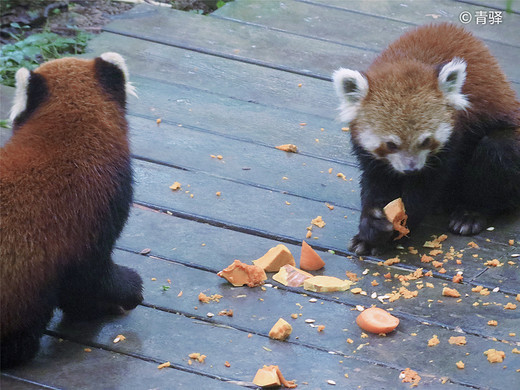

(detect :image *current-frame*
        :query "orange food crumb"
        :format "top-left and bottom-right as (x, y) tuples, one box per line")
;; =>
(421, 254), (433, 263)
(442, 287), (461, 298)
(218, 309), (234, 317)
(468, 241), (480, 249)
(484, 259), (503, 267)
(311, 216), (326, 228)
(225, 361), (231, 367)
(432, 260), (443, 268)
(455, 361), (465, 369)
(452, 274), (463, 283)
(217, 260), (267, 287)
(504, 302), (517, 310)
(428, 335), (440, 347)
(253, 365), (297, 388)
(275, 144), (298, 153)
(384, 256), (400, 266)
(429, 249), (443, 256)
(345, 271), (359, 282)
(383, 272), (392, 279)
(156, 118), (162, 125)
(400, 368), (421, 387)
(198, 292), (223, 303)
(509, 239), (515, 245)
(317, 325), (325, 332)
(449, 336), (467, 345)
(371, 280), (379, 287)
(484, 349), (505, 363)
(169, 182), (181, 191)
(157, 361), (170, 369)
(188, 353), (207, 363)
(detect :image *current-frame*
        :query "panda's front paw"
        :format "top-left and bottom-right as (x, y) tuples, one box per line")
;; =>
(449, 210), (487, 236)
(349, 207), (394, 255)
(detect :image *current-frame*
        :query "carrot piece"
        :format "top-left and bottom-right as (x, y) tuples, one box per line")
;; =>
(356, 307), (399, 334)
(299, 241), (325, 271)
(383, 198), (410, 240)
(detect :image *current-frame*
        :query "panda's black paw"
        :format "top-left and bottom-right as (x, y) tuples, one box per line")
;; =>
(449, 210), (487, 236)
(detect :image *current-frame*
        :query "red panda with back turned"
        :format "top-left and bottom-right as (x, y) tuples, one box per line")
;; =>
(333, 23), (520, 255)
(0, 53), (143, 367)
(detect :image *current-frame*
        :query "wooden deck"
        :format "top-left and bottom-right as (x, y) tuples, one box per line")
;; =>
(1, 0), (519, 388)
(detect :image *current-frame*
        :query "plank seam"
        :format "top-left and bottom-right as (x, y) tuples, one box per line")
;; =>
(0, 374), (61, 390)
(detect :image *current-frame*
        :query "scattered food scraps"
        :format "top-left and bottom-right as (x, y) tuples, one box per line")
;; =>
(169, 182), (181, 191)
(383, 198), (410, 240)
(455, 361), (465, 369)
(275, 144), (298, 153)
(356, 307), (399, 334)
(198, 292), (223, 303)
(253, 365), (297, 388)
(452, 274), (463, 283)
(448, 336), (467, 346)
(188, 353), (207, 363)
(345, 271), (359, 282)
(300, 241), (325, 271)
(317, 325), (325, 332)
(253, 244), (295, 272)
(484, 349), (505, 363)
(269, 318), (293, 341)
(487, 320), (498, 326)
(442, 287), (461, 298)
(383, 256), (400, 266)
(217, 260), (267, 287)
(113, 334), (126, 343)
(428, 335), (440, 347)
(504, 302), (517, 310)
(311, 216), (326, 228)
(157, 361), (170, 369)
(218, 309), (234, 317)
(272, 264), (313, 287)
(400, 368), (421, 387)
(303, 276), (352, 293)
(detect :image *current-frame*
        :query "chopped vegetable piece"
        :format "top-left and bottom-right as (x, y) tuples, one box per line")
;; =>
(253, 365), (297, 388)
(275, 144), (298, 153)
(442, 287), (461, 298)
(217, 260), (266, 287)
(383, 198), (410, 240)
(356, 307), (399, 334)
(484, 349), (505, 363)
(269, 318), (293, 341)
(448, 336), (466, 345)
(272, 264), (313, 287)
(400, 368), (421, 387)
(455, 361), (465, 369)
(299, 241), (325, 271)
(157, 361), (170, 369)
(253, 244), (295, 272)
(303, 276), (352, 293)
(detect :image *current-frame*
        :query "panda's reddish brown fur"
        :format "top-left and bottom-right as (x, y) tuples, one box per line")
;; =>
(333, 23), (520, 255)
(0, 55), (143, 367)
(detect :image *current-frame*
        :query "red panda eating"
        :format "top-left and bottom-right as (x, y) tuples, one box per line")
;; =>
(333, 23), (520, 255)
(0, 53), (143, 367)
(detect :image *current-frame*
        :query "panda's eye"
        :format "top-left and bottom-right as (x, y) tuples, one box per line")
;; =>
(419, 137), (432, 148)
(386, 141), (399, 152)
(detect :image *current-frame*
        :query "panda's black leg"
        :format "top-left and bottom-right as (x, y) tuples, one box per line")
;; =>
(1, 298), (55, 368)
(448, 128), (520, 235)
(57, 253), (143, 321)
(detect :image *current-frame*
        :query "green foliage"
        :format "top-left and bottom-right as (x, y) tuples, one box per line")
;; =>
(0, 25), (90, 87)
(0, 119), (11, 129)
(216, 0), (226, 8)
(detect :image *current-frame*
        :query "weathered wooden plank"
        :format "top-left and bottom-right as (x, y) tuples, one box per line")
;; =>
(85, 32), (349, 119)
(104, 4), (376, 80)
(127, 76), (353, 165)
(0, 375), (50, 390)
(458, 0), (520, 13)
(117, 207), (520, 338)
(219, 0), (520, 46)
(2, 336), (239, 390)
(45, 306), (438, 389)
(214, 0), (520, 84)
(119, 244), (520, 347)
(129, 115), (360, 208)
(129, 160), (517, 281)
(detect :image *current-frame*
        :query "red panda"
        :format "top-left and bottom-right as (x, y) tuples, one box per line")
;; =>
(333, 23), (520, 255)
(0, 53), (143, 367)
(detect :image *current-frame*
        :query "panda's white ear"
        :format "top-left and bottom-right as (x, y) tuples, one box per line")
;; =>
(438, 58), (469, 110)
(332, 68), (368, 123)
(9, 67), (31, 123)
(100, 52), (137, 98)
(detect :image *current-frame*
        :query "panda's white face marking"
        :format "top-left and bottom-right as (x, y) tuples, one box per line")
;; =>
(100, 52), (138, 98)
(9, 67), (31, 123)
